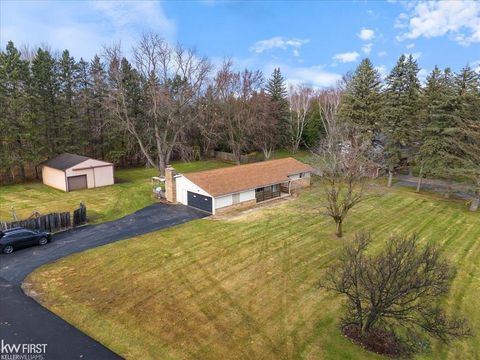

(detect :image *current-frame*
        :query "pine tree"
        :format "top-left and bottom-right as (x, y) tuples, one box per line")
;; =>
(265, 68), (288, 150)
(381, 54), (421, 187)
(58, 49), (81, 152)
(0, 41), (36, 180)
(76, 57), (92, 154)
(450, 66), (480, 209)
(31, 48), (60, 156)
(339, 58), (382, 142)
(415, 66), (456, 191)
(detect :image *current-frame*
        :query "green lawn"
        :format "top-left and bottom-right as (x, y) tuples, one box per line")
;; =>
(0, 159), (230, 223)
(26, 184), (480, 360)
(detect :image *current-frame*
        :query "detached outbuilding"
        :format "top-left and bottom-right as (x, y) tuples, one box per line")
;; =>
(165, 157), (313, 214)
(41, 153), (114, 192)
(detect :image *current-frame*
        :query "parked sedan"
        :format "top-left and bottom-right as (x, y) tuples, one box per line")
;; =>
(0, 228), (51, 254)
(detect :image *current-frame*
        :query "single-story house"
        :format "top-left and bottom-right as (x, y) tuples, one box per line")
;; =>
(41, 153), (114, 192)
(165, 157), (313, 214)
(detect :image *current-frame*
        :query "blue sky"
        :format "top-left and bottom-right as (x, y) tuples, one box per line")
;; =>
(1, 0), (479, 87)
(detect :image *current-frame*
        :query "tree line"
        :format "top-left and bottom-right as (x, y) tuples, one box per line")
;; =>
(1, 34), (479, 200)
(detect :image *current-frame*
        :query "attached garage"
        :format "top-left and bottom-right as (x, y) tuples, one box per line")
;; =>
(41, 153), (114, 192)
(187, 191), (213, 213)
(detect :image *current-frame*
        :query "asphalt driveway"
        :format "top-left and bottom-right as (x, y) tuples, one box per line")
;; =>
(0, 203), (207, 359)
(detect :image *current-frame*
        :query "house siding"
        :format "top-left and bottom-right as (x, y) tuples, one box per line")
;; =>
(215, 189), (255, 210)
(42, 166), (67, 191)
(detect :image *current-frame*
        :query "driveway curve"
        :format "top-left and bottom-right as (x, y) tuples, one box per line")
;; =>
(0, 203), (207, 359)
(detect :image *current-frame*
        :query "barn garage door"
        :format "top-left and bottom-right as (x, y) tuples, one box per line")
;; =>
(67, 175), (87, 191)
(187, 191), (212, 213)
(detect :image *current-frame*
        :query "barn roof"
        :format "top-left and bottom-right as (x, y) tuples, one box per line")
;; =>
(41, 153), (91, 171)
(183, 157), (313, 197)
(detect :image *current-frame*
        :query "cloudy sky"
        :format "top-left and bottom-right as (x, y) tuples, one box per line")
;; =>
(1, 0), (479, 87)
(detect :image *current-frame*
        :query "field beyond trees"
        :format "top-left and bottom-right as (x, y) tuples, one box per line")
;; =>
(26, 184), (480, 360)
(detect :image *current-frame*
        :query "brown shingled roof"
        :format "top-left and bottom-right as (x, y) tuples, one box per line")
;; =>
(183, 157), (313, 197)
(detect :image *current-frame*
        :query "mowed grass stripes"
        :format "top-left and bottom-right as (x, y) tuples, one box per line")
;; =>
(27, 185), (480, 360)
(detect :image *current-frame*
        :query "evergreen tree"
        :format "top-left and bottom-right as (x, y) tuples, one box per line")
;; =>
(58, 49), (81, 152)
(265, 68), (289, 148)
(415, 67), (456, 191)
(76, 57), (92, 154)
(0, 41), (37, 180)
(450, 66), (480, 209)
(339, 58), (382, 142)
(31, 48), (60, 156)
(302, 100), (324, 148)
(381, 54), (421, 186)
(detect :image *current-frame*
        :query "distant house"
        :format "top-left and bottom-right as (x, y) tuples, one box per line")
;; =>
(41, 153), (114, 192)
(165, 157), (313, 214)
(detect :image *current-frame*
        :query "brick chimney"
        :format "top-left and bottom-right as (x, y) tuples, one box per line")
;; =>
(165, 166), (177, 203)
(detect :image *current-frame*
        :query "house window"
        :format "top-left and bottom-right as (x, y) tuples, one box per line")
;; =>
(299, 172), (304, 178)
(232, 193), (240, 204)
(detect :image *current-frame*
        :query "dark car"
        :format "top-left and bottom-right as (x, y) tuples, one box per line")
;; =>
(0, 227), (51, 254)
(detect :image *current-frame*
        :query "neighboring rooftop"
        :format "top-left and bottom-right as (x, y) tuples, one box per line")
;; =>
(183, 157), (313, 197)
(41, 153), (91, 171)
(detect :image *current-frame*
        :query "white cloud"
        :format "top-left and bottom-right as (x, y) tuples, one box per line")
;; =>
(418, 68), (429, 84)
(406, 43), (415, 49)
(250, 36), (310, 53)
(333, 51), (360, 63)
(362, 43), (373, 55)
(358, 28), (375, 41)
(293, 49), (300, 57)
(404, 52), (422, 60)
(378, 51), (387, 57)
(375, 65), (388, 79)
(397, 1), (480, 46)
(472, 60), (480, 73)
(265, 63), (341, 88)
(0, 1), (176, 60)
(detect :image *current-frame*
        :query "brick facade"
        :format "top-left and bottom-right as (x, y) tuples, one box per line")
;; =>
(165, 166), (177, 203)
(290, 177), (311, 192)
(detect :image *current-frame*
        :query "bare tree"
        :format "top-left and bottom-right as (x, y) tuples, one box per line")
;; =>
(251, 90), (278, 159)
(313, 88), (373, 237)
(196, 85), (223, 157)
(104, 34), (212, 175)
(322, 233), (471, 355)
(215, 61), (263, 164)
(288, 84), (315, 153)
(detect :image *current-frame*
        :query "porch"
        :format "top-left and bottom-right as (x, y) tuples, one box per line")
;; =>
(254, 182), (290, 203)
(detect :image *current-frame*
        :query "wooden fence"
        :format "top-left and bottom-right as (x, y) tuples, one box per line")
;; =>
(0, 204), (87, 233)
(215, 151), (259, 164)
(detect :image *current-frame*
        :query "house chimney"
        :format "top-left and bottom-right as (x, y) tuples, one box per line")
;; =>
(165, 166), (177, 203)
